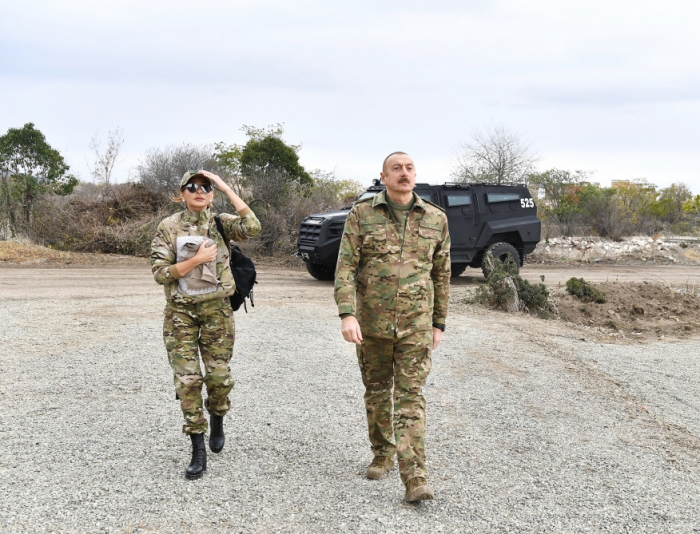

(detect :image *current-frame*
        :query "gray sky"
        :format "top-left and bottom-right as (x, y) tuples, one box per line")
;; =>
(2, 0), (699, 192)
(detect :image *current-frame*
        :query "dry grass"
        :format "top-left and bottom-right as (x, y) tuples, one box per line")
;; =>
(684, 249), (700, 262)
(0, 239), (300, 268)
(0, 241), (146, 266)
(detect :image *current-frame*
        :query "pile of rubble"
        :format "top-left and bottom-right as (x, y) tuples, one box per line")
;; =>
(529, 236), (700, 264)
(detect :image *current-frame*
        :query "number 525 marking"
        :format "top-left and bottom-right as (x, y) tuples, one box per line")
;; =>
(520, 198), (534, 208)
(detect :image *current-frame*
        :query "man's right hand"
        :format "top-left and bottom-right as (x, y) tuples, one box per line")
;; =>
(194, 240), (218, 265)
(341, 315), (363, 345)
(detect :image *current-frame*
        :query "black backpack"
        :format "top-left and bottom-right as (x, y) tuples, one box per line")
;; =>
(214, 215), (257, 313)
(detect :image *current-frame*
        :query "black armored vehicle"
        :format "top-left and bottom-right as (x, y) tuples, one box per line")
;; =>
(297, 181), (541, 280)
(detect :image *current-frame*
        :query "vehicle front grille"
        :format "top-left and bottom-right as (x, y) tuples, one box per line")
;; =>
(299, 223), (321, 244)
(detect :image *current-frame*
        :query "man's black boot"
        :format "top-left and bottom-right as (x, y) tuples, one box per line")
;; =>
(185, 433), (207, 480)
(209, 415), (225, 454)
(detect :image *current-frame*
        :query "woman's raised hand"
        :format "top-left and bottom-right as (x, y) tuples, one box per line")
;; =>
(197, 170), (249, 213)
(197, 170), (228, 192)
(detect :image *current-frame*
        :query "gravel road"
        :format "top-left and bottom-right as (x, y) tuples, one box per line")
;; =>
(1, 265), (700, 533)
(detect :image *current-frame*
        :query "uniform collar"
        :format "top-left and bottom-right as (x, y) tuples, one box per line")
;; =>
(372, 190), (426, 211)
(182, 207), (213, 225)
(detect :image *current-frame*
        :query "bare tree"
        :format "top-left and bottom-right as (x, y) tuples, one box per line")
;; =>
(135, 144), (218, 195)
(88, 128), (124, 186)
(452, 125), (538, 185)
(0, 164), (11, 239)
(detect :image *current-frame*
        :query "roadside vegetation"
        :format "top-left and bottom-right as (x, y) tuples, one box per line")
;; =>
(465, 256), (699, 342)
(450, 125), (699, 240)
(528, 169), (699, 240)
(0, 123), (363, 258)
(565, 277), (607, 303)
(1, 122), (698, 259)
(473, 253), (553, 318)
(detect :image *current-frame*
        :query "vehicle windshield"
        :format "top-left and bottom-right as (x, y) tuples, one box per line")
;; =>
(358, 191), (378, 201)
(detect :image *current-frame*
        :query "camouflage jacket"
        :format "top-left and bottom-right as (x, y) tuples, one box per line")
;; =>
(150, 207), (261, 305)
(334, 190), (451, 339)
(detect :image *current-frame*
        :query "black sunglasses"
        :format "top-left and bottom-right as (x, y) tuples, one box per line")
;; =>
(185, 183), (213, 194)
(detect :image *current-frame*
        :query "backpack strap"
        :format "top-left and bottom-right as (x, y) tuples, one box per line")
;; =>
(213, 215), (230, 250)
(214, 215), (237, 312)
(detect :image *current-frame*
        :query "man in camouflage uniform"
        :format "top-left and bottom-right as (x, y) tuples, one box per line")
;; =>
(334, 152), (450, 502)
(151, 170), (261, 479)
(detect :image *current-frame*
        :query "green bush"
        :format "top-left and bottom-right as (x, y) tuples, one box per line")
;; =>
(515, 276), (552, 316)
(474, 253), (553, 318)
(565, 277), (606, 303)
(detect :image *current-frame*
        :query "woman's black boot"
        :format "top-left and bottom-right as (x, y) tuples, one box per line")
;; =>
(185, 433), (207, 480)
(209, 415), (225, 453)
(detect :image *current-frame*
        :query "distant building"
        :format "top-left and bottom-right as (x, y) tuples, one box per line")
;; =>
(611, 179), (647, 190)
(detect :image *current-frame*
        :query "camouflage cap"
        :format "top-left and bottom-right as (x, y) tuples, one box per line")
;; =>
(180, 171), (213, 188)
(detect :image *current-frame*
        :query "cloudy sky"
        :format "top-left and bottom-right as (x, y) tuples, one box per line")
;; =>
(1, 0), (699, 192)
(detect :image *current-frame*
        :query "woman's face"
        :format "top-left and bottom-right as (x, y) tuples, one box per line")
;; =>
(183, 177), (214, 212)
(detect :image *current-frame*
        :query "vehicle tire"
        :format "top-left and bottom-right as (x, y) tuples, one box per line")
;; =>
(451, 263), (468, 278)
(481, 242), (520, 279)
(305, 262), (336, 281)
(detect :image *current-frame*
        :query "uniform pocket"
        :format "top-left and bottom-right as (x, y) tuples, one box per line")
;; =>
(418, 222), (441, 240)
(417, 222), (441, 259)
(218, 306), (235, 336)
(360, 222), (388, 255)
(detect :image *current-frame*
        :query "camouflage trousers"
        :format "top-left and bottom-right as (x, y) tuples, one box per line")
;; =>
(357, 329), (432, 485)
(163, 298), (235, 435)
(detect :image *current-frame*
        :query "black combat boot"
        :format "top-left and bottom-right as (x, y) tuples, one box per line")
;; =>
(185, 433), (207, 480)
(209, 415), (225, 454)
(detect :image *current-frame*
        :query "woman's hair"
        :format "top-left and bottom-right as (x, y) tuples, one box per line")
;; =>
(171, 186), (186, 203)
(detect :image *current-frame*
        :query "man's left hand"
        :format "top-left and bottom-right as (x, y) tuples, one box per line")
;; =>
(432, 327), (443, 350)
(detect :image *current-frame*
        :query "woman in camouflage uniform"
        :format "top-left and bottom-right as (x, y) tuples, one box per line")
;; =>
(151, 170), (261, 479)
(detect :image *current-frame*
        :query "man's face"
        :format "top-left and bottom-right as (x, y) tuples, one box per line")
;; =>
(380, 154), (416, 196)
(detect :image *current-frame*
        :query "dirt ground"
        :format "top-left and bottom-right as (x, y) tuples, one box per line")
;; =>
(3, 253), (700, 531)
(2, 242), (699, 345)
(555, 282), (700, 342)
(3, 260), (699, 346)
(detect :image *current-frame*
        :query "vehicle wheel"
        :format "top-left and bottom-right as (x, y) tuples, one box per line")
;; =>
(451, 263), (468, 278)
(481, 242), (520, 279)
(305, 262), (336, 281)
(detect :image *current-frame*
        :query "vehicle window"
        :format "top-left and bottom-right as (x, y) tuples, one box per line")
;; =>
(487, 193), (520, 203)
(446, 194), (472, 207)
(358, 191), (378, 201)
(416, 192), (433, 202)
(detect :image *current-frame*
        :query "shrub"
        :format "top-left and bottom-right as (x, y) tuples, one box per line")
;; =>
(474, 252), (553, 318)
(242, 168), (362, 256)
(516, 276), (552, 316)
(565, 277), (606, 303)
(32, 183), (171, 256)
